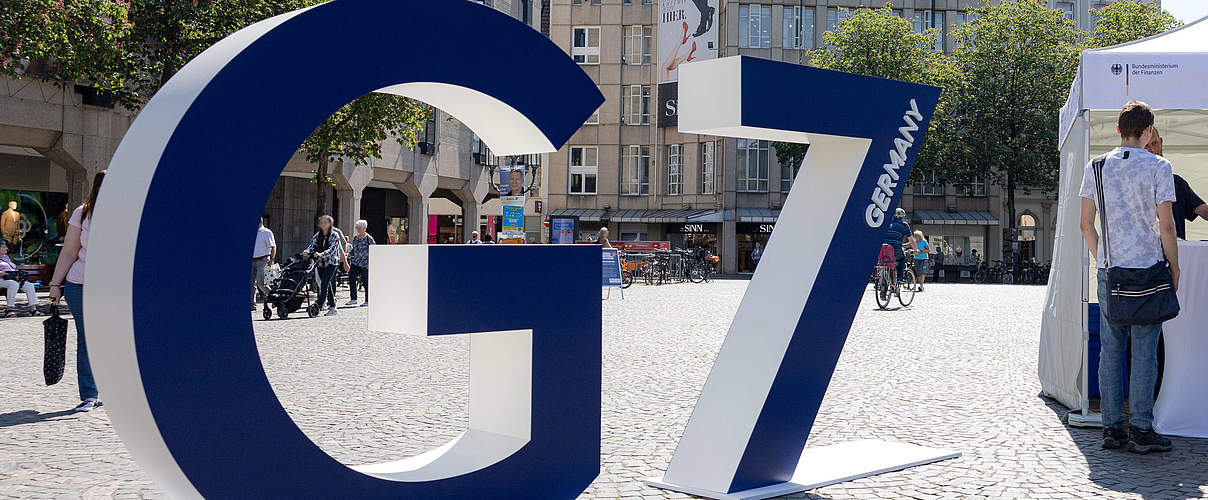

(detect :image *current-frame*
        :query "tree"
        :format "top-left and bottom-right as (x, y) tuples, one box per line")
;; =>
(1089, 1), (1181, 49)
(773, 4), (954, 183)
(943, 1), (1083, 232)
(302, 95), (429, 224)
(2, 1), (430, 224)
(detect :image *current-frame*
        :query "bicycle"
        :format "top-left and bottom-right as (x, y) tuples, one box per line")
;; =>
(873, 246), (915, 309)
(686, 250), (718, 283)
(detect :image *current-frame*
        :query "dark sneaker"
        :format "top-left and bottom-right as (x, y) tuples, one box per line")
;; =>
(1102, 426), (1128, 450)
(73, 399), (103, 413)
(1127, 426), (1173, 454)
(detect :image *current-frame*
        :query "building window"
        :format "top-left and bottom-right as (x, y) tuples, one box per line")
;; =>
(783, 6), (814, 49)
(912, 11), (925, 33)
(623, 25), (653, 65)
(569, 146), (598, 195)
(955, 11), (967, 27)
(912, 10), (944, 51)
(781, 156), (800, 193)
(912, 172), (944, 196)
(585, 105), (600, 125)
(958, 175), (986, 197)
(700, 141), (715, 194)
(1056, 2), (1075, 21)
(736, 139), (769, 192)
(738, 5), (772, 48)
(521, 0), (531, 25)
(826, 7), (851, 32)
(666, 144), (684, 195)
(622, 85), (651, 125)
(572, 27), (600, 65)
(418, 109), (437, 154)
(473, 0), (493, 7)
(471, 133), (496, 165)
(621, 145), (651, 195)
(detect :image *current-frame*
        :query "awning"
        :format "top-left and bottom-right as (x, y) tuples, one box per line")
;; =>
(737, 208), (779, 223)
(913, 210), (999, 225)
(548, 208), (606, 221)
(608, 209), (720, 223)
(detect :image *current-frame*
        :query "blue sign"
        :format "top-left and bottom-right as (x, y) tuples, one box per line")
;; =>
(602, 248), (623, 287)
(502, 205), (524, 232)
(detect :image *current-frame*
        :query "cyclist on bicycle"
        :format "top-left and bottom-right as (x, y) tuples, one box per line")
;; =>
(880, 208), (917, 286)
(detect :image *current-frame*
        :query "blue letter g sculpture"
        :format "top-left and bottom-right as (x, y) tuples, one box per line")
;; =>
(82, 1), (603, 498)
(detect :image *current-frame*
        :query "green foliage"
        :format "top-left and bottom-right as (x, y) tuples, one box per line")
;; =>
(943, 1), (1084, 226)
(1089, 1), (1181, 49)
(1, 0), (429, 221)
(775, 4), (954, 178)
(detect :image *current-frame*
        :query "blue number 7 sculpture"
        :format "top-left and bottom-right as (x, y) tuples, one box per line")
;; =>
(645, 56), (954, 500)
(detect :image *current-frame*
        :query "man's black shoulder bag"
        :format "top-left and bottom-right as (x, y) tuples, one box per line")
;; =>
(1092, 153), (1180, 325)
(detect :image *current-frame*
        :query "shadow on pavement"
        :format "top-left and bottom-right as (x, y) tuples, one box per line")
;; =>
(0, 409), (77, 428)
(1041, 394), (1208, 499)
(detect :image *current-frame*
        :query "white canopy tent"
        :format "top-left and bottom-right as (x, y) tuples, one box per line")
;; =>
(1041, 16), (1208, 424)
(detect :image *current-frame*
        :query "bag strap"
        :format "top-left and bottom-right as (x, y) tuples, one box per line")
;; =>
(1092, 153), (1111, 268)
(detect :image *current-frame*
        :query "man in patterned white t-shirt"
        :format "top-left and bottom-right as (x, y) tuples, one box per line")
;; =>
(1079, 100), (1180, 454)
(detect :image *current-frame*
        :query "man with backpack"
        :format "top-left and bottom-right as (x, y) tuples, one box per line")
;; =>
(1078, 101), (1180, 454)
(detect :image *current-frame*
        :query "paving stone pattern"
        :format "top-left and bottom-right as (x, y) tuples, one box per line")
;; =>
(1, 283), (1206, 499)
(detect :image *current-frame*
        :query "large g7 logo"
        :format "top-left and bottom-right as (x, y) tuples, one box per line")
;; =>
(84, 1), (602, 498)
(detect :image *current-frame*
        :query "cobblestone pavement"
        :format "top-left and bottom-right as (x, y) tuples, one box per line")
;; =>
(2, 282), (1206, 499)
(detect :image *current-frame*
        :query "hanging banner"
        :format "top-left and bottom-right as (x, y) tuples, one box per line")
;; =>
(658, 0), (718, 84)
(658, 0), (718, 128)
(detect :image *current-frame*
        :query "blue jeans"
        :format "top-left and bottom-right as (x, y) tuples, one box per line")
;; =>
(316, 265), (337, 309)
(347, 264), (368, 302)
(63, 283), (99, 401)
(1097, 268), (1161, 430)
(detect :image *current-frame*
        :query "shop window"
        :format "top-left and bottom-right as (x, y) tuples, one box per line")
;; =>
(621, 145), (650, 195)
(622, 85), (651, 125)
(736, 138), (769, 192)
(738, 4), (772, 48)
(572, 27), (600, 64)
(569, 146), (598, 195)
(623, 25), (653, 65)
(783, 6), (814, 49)
(667, 144), (684, 195)
(700, 141), (715, 194)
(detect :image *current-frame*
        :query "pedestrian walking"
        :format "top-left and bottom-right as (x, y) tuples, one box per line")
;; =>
(911, 231), (929, 292)
(46, 170), (105, 412)
(1078, 101), (1179, 454)
(251, 214), (276, 311)
(345, 220), (374, 307)
(306, 215), (344, 317)
(750, 242), (763, 269)
(598, 227), (613, 248)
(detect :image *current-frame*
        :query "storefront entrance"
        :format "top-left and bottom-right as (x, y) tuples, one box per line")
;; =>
(666, 222), (718, 259)
(736, 222), (775, 273)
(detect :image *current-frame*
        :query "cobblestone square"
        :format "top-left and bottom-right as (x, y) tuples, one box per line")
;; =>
(1, 281), (1206, 499)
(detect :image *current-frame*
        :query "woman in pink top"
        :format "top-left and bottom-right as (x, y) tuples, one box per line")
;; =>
(47, 170), (104, 412)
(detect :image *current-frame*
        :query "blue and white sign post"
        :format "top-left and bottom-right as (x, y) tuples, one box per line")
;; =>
(645, 57), (958, 500)
(82, 1), (603, 498)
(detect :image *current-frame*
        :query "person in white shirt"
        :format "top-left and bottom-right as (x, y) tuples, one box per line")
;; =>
(467, 231), (482, 244)
(252, 215), (276, 312)
(1078, 100), (1179, 454)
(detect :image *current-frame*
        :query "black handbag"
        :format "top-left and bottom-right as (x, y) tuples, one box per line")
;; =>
(43, 305), (68, 385)
(1092, 154), (1180, 325)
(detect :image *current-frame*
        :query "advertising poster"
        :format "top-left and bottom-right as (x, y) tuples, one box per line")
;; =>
(551, 217), (577, 245)
(602, 248), (623, 287)
(500, 165), (526, 243)
(658, 0), (718, 127)
(500, 164), (525, 198)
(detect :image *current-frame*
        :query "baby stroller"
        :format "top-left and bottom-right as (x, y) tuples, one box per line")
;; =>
(262, 254), (320, 320)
